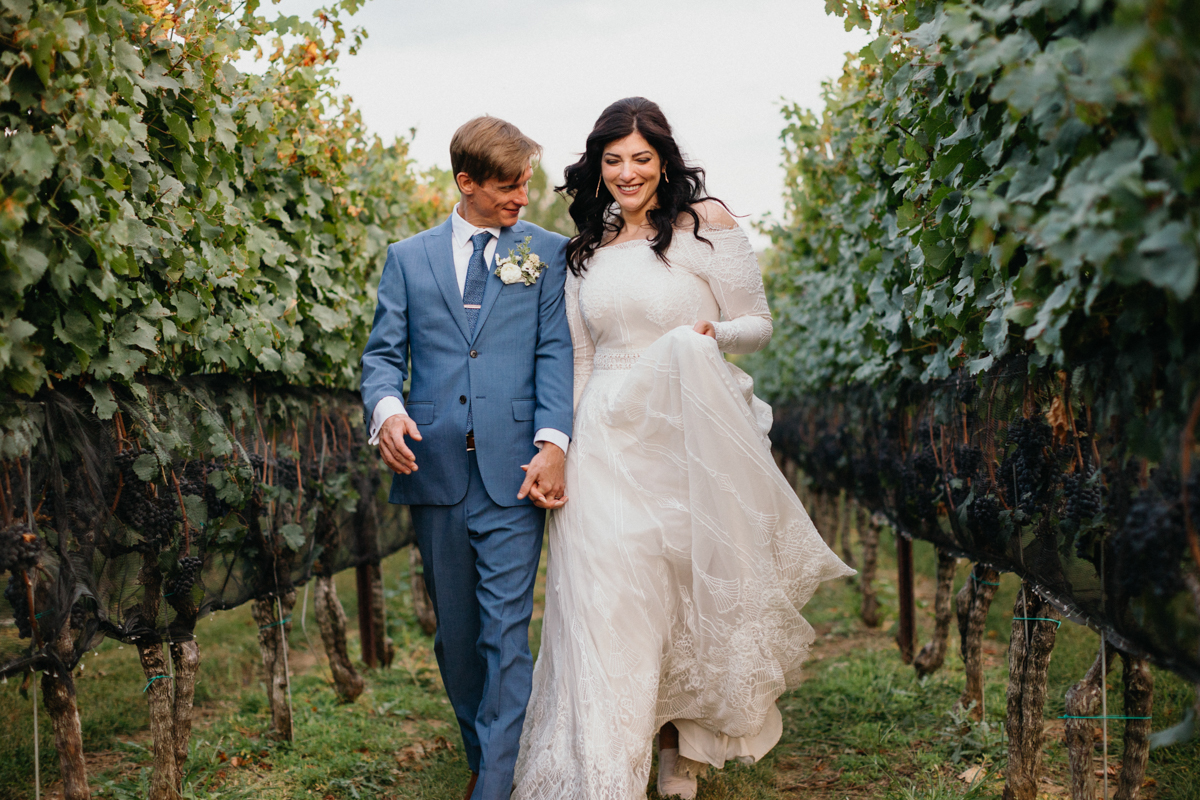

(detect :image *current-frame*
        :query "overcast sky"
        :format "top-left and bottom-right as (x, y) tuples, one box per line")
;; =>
(268, 0), (871, 244)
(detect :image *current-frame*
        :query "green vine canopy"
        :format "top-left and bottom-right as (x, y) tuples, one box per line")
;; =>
(749, 0), (1200, 677)
(0, 0), (451, 426)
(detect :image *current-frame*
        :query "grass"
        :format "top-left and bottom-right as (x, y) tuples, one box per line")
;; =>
(1, 526), (1198, 799)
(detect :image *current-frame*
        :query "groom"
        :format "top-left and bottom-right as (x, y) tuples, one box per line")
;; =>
(360, 116), (573, 800)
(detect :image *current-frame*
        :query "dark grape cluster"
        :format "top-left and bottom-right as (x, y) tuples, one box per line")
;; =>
(178, 460), (235, 521)
(967, 486), (1008, 549)
(852, 454), (883, 505)
(956, 379), (977, 406)
(954, 446), (983, 481)
(114, 449), (179, 544)
(1001, 417), (1053, 515)
(1064, 472), (1102, 529)
(1064, 471), (1105, 560)
(166, 555), (204, 598)
(0, 523), (42, 573)
(810, 432), (846, 493)
(1113, 479), (1186, 599)
(176, 466), (205, 500)
(900, 447), (941, 522)
(945, 445), (985, 507)
(4, 573), (32, 639)
(878, 440), (904, 490)
(276, 457), (300, 491)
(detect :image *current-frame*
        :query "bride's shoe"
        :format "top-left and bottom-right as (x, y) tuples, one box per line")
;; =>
(656, 747), (697, 799)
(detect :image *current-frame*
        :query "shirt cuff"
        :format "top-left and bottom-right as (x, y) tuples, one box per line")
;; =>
(534, 427), (570, 456)
(368, 396), (407, 446)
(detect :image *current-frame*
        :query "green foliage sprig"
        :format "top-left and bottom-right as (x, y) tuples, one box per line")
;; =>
(0, 0), (449, 414)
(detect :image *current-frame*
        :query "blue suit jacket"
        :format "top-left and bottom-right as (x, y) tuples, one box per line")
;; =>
(360, 217), (573, 508)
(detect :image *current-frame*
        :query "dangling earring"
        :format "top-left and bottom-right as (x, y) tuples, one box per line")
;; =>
(595, 174), (603, 198)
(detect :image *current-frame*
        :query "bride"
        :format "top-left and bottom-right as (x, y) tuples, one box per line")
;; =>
(512, 97), (853, 800)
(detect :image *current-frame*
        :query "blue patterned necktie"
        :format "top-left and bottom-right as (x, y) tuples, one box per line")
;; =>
(463, 230), (492, 336)
(463, 230), (492, 432)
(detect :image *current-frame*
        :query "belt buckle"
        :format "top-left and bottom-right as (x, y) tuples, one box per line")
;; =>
(466, 431), (475, 451)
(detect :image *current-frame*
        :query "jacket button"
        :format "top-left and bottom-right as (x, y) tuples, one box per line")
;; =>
(470, 350), (478, 358)
(459, 395), (466, 404)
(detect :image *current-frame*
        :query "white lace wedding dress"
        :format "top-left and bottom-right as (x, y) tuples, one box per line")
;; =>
(512, 219), (854, 800)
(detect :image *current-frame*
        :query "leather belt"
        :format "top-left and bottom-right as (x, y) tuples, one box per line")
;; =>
(466, 431), (475, 451)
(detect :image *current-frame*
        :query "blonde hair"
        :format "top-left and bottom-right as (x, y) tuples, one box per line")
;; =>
(450, 116), (541, 185)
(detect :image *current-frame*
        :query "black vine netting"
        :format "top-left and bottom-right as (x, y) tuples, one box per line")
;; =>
(0, 378), (412, 680)
(769, 357), (1200, 684)
(5, 362), (1198, 686)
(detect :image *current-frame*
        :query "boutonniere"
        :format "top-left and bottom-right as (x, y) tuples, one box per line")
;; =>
(495, 236), (546, 286)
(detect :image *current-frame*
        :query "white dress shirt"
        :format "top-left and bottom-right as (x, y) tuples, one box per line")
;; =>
(369, 205), (570, 455)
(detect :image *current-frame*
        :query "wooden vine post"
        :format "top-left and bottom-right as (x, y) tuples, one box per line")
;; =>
(26, 515), (90, 800)
(1064, 639), (1113, 800)
(823, 491), (839, 547)
(355, 563), (379, 668)
(353, 470), (392, 668)
(1114, 652), (1154, 800)
(913, 548), (957, 677)
(956, 564), (1001, 719)
(251, 590), (297, 740)
(838, 491), (857, 573)
(780, 457), (798, 499)
(895, 531), (916, 664)
(314, 574), (365, 702)
(40, 617), (89, 800)
(310, 509), (365, 702)
(1063, 641), (1156, 800)
(857, 505), (880, 627)
(166, 601), (201, 777)
(368, 560), (393, 667)
(135, 556), (182, 800)
(409, 546), (438, 636)
(169, 636), (200, 773)
(1002, 584), (1060, 800)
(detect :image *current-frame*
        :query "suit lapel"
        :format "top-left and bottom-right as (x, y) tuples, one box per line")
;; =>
(471, 223), (520, 343)
(423, 217), (471, 343)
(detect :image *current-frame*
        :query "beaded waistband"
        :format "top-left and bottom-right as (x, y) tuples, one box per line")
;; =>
(593, 350), (643, 370)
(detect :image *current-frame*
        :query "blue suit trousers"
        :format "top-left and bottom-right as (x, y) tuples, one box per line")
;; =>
(409, 451), (544, 800)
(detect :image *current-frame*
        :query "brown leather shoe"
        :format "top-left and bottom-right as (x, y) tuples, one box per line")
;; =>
(463, 771), (478, 800)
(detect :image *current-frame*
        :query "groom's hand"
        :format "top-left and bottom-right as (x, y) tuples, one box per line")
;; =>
(378, 414), (422, 475)
(519, 442), (567, 509)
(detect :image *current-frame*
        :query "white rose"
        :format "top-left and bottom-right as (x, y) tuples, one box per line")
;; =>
(499, 262), (523, 284)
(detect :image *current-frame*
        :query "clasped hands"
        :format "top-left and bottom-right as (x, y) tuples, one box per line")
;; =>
(376, 321), (714, 507)
(377, 414), (567, 510)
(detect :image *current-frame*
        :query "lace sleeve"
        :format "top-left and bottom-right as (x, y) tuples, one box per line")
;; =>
(697, 222), (773, 355)
(565, 270), (595, 410)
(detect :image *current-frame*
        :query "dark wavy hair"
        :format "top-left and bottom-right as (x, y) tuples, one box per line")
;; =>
(559, 97), (726, 276)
